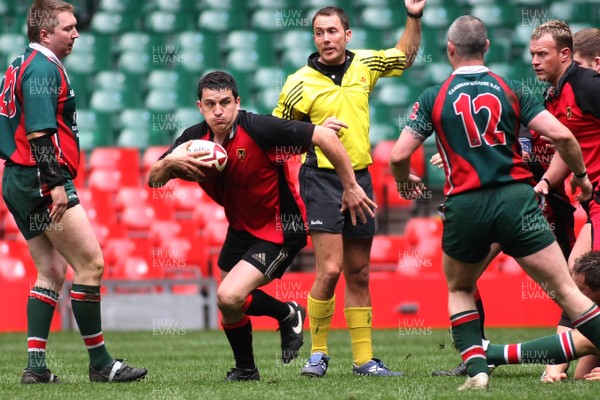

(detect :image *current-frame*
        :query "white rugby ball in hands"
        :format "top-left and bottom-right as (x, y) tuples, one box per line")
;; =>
(188, 139), (228, 172)
(173, 139), (228, 182)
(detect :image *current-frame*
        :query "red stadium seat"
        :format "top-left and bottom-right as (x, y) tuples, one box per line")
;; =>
(77, 187), (119, 235)
(399, 217), (443, 274)
(91, 222), (111, 248)
(115, 186), (149, 213)
(149, 220), (182, 248)
(370, 140), (420, 209)
(157, 237), (209, 276)
(72, 149), (87, 188)
(89, 147), (141, 186)
(0, 240), (36, 279)
(372, 140), (426, 179)
(204, 219), (229, 276)
(0, 197), (7, 224)
(142, 145), (170, 177)
(144, 181), (178, 221)
(0, 257), (28, 281)
(103, 237), (151, 277)
(171, 185), (206, 218)
(119, 204), (155, 237)
(370, 235), (407, 271)
(2, 211), (22, 241)
(192, 200), (225, 231)
(88, 168), (123, 194)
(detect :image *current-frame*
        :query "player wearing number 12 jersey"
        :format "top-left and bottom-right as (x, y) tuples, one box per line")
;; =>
(389, 16), (600, 391)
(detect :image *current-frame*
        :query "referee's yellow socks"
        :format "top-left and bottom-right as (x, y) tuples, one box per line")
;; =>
(344, 307), (373, 366)
(307, 294), (335, 355)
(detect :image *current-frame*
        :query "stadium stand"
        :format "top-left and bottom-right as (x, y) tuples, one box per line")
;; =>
(4, 1), (600, 332)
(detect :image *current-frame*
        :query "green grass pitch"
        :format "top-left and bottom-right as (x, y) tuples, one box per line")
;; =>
(0, 328), (598, 399)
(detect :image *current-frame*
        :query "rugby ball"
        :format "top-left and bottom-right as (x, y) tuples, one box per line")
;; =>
(173, 139), (228, 182)
(188, 139), (228, 172)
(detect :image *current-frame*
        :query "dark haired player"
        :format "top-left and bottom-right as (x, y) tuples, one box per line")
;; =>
(148, 71), (375, 381)
(274, 1), (426, 377)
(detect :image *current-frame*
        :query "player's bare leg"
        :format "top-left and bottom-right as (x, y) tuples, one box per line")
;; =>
(45, 204), (147, 382)
(444, 252), (490, 390)
(516, 242), (593, 319)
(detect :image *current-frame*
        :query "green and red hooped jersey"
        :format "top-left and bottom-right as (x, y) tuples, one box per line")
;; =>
(407, 66), (545, 196)
(0, 45), (79, 177)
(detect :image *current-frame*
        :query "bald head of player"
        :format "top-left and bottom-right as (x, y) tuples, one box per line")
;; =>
(446, 15), (489, 68)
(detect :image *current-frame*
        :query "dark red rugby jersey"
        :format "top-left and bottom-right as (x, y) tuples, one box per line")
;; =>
(544, 63), (600, 187)
(161, 110), (314, 245)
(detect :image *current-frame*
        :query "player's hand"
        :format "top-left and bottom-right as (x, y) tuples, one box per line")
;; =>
(541, 371), (568, 383)
(340, 184), (377, 225)
(533, 179), (550, 196)
(405, 0), (427, 14)
(49, 185), (68, 222)
(168, 140), (210, 181)
(396, 174), (426, 200)
(430, 153), (443, 169)
(571, 174), (592, 202)
(321, 117), (348, 137)
(584, 367), (600, 381)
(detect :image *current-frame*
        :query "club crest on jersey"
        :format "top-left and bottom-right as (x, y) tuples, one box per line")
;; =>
(236, 148), (246, 161)
(566, 106), (572, 119)
(409, 102), (420, 120)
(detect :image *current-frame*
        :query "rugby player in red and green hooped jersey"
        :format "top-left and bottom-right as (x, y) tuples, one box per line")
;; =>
(390, 15), (600, 391)
(0, 0), (146, 384)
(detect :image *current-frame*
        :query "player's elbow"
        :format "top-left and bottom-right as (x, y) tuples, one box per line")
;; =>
(550, 128), (577, 150)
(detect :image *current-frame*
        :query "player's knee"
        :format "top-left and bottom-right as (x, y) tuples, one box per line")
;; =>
(217, 287), (244, 312)
(316, 265), (342, 288)
(44, 267), (67, 287)
(344, 263), (370, 288)
(75, 255), (105, 283)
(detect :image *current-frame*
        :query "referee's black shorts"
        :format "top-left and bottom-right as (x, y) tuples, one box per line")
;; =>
(299, 166), (375, 238)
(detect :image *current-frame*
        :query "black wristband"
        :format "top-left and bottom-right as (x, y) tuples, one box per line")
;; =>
(574, 170), (588, 179)
(407, 10), (423, 19)
(30, 134), (66, 189)
(541, 177), (551, 187)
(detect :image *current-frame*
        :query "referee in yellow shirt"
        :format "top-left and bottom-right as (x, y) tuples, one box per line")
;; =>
(274, 1), (426, 377)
